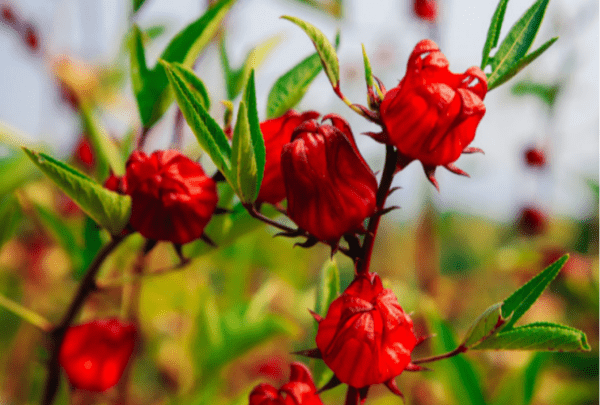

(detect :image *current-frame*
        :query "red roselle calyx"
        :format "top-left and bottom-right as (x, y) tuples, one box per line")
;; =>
(281, 115), (377, 245)
(59, 318), (136, 392)
(124, 150), (218, 244)
(313, 273), (422, 395)
(524, 147), (547, 168)
(258, 110), (319, 205)
(249, 362), (323, 405)
(377, 39), (487, 189)
(517, 206), (547, 236)
(413, 0), (437, 22)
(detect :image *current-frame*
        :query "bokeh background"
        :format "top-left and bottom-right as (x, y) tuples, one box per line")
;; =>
(0, 0), (597, 404)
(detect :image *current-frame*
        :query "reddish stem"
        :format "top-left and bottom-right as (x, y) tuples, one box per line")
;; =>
(344, 386), (360, 405)
(412, 345), (467, 365)
(357, 145), (397, 274)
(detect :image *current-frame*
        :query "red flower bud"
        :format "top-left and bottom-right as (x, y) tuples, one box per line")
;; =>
(124, 150), (218, 244)
(258, 110), (319, 205)
(413, 0), (437, 22)
(524, 147), (546, 168)
(249, 362), (323, 405)
(379, 40), (487, 188)
(516, 206), (547, 236)
(24, 25), (39, 52)
(59, 318), (136, 392)
(1, 6), (16, 24)
(316, 273), (418, 389)
(74, 137), (95, 169)
(281, 116), (377, 243)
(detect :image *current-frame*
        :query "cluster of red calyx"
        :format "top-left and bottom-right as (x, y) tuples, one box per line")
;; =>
(249, 363), (323, 405)
(524, 147), (546, 168)
(281, 115), (378, 245)
(105, 150), (218, 245)
(413, 0), (437, 22)
(59, 318), (136, 392)
(373, 39), (487, 189)
(73, 137), (95, 170)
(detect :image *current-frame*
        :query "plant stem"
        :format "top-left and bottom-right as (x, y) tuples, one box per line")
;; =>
(412, 345), (467, 365)
(333, 87), (379, 123)
(41, 235), (127, 405)
(0, 294), (52, 332)
(136, 126), (151, 150)
(357, 145), (397, 274)
(244, 203), (296, 233)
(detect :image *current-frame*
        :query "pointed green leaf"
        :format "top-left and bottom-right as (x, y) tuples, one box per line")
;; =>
(79, 102), (125, 179)
(488, 37), (558, 91)
(168, 62), (210, 110)
(130, 0), (235, 127)
(501, 254), (568, 330)
(143, 25), (166, 42)
(133, 0), (147, 13)
(523, 353), (547, 404)
(266, 52), (322, 118)
(33, 204), (80, 260)
(361, 44), (374, 90)
(461, 302), (509, 349)
(487, 0), (551, 85)
(230, 102), (258, 202)
(162, 60), (231, 175)
(472, 322), (590, 351)
(22, 148), (131, 235)
(281, 16), (340, 90)
(315, 259), (340, 317)
(243, 71), (265, 196)
(511, 80), (560, 108)
(481, 0), (510, 69)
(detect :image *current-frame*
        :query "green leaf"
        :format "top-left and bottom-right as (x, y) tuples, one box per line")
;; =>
(130, 0), (235, 128)
(481, 0), (510, 69)
(511, 80), (560, 108)
(361, 43), (374, 90)
(472, 322), (591, 351)
(22, 148), (131, 235)
(243, 71), (265, 196)
(76, 217), (103, 280)
(79, 102), (125, 179)
(162, 60), (231, 175)
(434, 321), (487, 405)
(168, 62), (210, 110)
(0, 195), (21, 250)
(501, 254), (568, 330)
(523, 353), (547, 404)
(281, 15), (340, 90)
(488, 37), (558, 91)
(133, 0), (147, 13)
(143, 25), (167, 42)
(487, 0), (551, 85)
(33, 204), (80, 261)
(315, 259), (340, 317)
(230, 101), (258, 202)
(221, 36), (280, 100)
(461, 302), (509, 349)
(266, 52), (322, 119)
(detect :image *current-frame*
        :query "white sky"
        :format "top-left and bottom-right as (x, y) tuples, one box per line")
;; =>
(0, 0), (597, 222)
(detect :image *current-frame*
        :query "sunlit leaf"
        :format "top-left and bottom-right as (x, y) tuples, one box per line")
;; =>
(472, 322), (591, 351)
(23, 148), (131, 235)
(315, 259), (339, 317)
(230, 101), (257, 202)
(461, 302), (508, 349)
(481, 0), (510, 69)
(243, 71), (265, 197)
(281, 16), (340, 90)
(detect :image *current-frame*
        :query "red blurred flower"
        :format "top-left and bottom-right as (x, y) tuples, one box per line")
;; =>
(24, 25), (39, 52)
(315, 273), (419, 392)
(74, 137), (95, 169)
(59, 318), (136, 392)
(1, 5), (16, 24)
(281, 115), (377, 244)
(125, 150), (218, 244)
(524, 147), (546, 168)
(249, 362), (323, 405)
(517, 206), (547, 236)
(413, 0), (437, 22)
(258, 110), (319, 205)
(378, 39), (487, 189)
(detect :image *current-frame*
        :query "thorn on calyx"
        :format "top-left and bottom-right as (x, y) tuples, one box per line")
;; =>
(292, 348), (322, 359)
(384, 378), (404, 400)
(294, 236), (319, 249)
(462, 146), (484, 155)
(200, 233), (217, 247)
(405, 363), (431, 372)
(317, 375), (342, 394)
(445, 163), (470, 177)
(308, 308), (323, 323)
